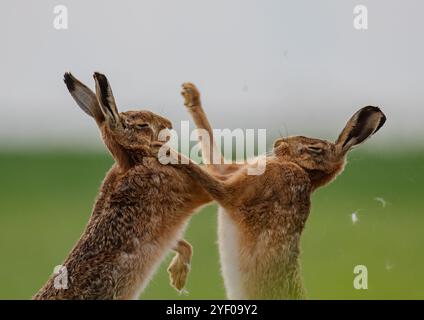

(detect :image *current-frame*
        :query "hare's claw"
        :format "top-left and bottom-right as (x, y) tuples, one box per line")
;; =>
(181, 83), (201, 108)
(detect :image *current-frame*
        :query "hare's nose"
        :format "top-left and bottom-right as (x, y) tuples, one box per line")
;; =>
(162, 124), (172, 131)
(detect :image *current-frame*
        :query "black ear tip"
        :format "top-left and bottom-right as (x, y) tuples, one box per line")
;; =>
(93, 71), (106, 81)
(359, 105), (386, 119)
(359, 105), (387, 134)
(63, 72), (75, 91)
(93, 72), (109, 89)
(365, 105), (386, 115)
(361, 105), (381, 113)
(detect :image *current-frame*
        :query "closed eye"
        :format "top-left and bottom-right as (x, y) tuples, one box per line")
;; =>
(136, 123), (149, 129)
(307, 146), (323, 154)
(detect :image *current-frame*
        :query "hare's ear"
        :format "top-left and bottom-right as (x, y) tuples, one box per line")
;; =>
(93, 72), (120, 124)
(335, 106), (386, 153)
(63, 73), (105, 125)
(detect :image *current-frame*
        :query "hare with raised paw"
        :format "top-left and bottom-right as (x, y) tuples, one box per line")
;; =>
(165, 84), (386, 299)
(33, 73), (212, 300)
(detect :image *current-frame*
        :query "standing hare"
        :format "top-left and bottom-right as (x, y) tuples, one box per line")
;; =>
(33, 73), (212, 300)
(160, 83), (386, 299)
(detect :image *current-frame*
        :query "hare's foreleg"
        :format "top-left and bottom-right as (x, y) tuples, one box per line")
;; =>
(176, 150), (233, 206)
(167, 239), (193, 292)
(181, 83), (225, 169)
(181, 83), (242, 175)
(152, 141), (231, 204)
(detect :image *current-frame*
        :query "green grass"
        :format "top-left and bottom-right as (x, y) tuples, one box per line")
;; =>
(0, 150), (423, 299)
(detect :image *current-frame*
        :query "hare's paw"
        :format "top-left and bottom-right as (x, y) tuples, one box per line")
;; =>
(167, 254), (191, 292)
(181, 83), (201, 108)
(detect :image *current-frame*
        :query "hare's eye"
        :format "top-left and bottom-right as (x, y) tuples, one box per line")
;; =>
(307, 146), (323, 154)
(136, 123), (149, 129)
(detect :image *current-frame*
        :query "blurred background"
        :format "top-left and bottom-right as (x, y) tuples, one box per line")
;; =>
(0, 0), (423, 299)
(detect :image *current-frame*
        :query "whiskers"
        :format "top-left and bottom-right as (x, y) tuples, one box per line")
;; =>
(280, 123), (290, 139)
(262, 124), (291, 158)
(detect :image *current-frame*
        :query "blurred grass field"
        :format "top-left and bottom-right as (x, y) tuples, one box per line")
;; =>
(0, 150), (423, 299)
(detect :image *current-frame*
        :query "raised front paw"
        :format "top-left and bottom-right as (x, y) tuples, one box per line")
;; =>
(181, 82), (201, 108)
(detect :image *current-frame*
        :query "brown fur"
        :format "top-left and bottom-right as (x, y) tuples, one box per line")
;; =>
(33, 73), (212, 300)
(163, 83), (386, 299)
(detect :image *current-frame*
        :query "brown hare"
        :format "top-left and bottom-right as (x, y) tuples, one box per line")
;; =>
(33, 73), (212, 300)
(158, 83), (386, 299)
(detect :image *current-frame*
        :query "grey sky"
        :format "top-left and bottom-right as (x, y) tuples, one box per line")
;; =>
(1, 0), (423, 148)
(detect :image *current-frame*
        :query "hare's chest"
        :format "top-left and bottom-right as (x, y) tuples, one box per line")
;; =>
(218, 207), (245, 300)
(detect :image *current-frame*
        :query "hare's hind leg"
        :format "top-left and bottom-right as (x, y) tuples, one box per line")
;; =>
(168, 239), (193, 292)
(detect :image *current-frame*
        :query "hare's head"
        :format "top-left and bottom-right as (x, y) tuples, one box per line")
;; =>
(64, 72), (172, 169)
(273, 106), (386, 189)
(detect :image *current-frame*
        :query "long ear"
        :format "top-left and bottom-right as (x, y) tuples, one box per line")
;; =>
(63, 72), (105, 125)
(335, 106), (386, 153)
(93, 72), (121, 124)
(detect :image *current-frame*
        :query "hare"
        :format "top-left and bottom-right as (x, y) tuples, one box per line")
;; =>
(159, 83), (386, 299)
(33, 73), (212, 300)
